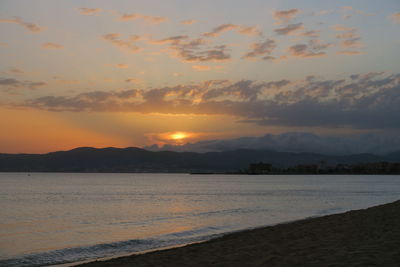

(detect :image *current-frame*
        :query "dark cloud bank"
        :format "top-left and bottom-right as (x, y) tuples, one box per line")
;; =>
(22, 72), (400, 130)
(145, 132), (400, 156)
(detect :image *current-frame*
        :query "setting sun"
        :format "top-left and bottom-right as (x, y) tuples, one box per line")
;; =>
(170, 132), (188, 140)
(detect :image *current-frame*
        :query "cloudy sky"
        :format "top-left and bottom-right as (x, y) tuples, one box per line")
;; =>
(0, 0), (399, 153)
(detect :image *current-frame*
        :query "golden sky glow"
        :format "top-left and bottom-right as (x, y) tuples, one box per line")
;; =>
(0, 0), (399, 153)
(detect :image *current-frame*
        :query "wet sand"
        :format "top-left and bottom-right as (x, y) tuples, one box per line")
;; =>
(77, 200), (400, 266)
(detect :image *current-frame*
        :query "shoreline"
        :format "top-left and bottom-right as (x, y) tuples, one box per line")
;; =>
(2, 171), (399, 175)
(75, 200), (400, 266)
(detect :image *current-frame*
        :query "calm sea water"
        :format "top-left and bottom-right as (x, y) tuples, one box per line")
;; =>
(0, 173), (399, 266)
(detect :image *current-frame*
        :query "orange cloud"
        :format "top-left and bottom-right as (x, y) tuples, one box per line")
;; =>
(102, 33), (142, 53)
(55, 79), (80, 84)
(42, 42), (64, 49)
(243, 38), (276, 61)
(389, 12), (400, 24)
(333, 24), (353, 31)
(149, 35), (189, 45)
(274, 23), (304, 35)
(119, 13), (168, 24)
(181, 19), (197, 25)
(0, 77), (47, 91)
(273, 9), (301, 24)
(125, 78), (142, 83)
(0, 17), (44, 33)
(8, 68), (25, 75)
(298, 30), (320, 38)
(237, 26), (262, 36)
(342, 6), (353, 11)
(148, 34), (232, 63)
(203, 24), (261, 38)
(116, 64), (129, 69)
(334, 26), (362, 48)
(288, 41), (330, 58)
(337, 50), (362, 55)
(192, 65), (211, 71)
(341, 6), (375, 20)
(78, 8), (102, 15)
(203, 24), (239, 37)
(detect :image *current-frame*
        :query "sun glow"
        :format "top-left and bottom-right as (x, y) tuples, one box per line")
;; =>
(170, 132), (188, 140)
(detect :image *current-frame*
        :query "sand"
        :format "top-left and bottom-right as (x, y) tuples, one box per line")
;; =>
(77, 200), (400, 266)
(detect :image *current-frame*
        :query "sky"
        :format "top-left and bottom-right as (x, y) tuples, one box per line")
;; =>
(0, 0), (399, 153)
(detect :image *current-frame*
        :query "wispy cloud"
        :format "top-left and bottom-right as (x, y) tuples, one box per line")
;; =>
(287, 39), (331, 59)
(54, 79), (80, 85)
(192, 65), (211, 71)
(203, 24), (240, 37)
(42, 42), (64, 49)
(149, 35), (189, 45)
(173, 44), (231, 62)
(341, 6), (375, 20)
(203, 24), (261, 38)
(0, 17), (44, 33)
(118, 13), (168, 24)
(274, 23), (304, 35)
(288, 44), (325, 58)
(7, 68), (25, 75)
(389, 12), (400, 24)
(273, 9), (301, 24)
(334, 25), (363, 48)
(172, 73), (183, 77)
(0, 78), (20, 88)
(236, 26), (262, 36)
(310, 10), (334, 16)
(125, 78), (142, 83)
(332, 25), (352, 31)
(341, 6), (354, 19)
(78, 8), (102, 16)
(181, 19), (197, 25)
(102, 33), (142, 53)
(0, 77), (47, 91)
(243, 38), (276, 61)
(151, 35), (230, 62)
(298, 30), (320, 38)
(116, 64), (129, 69)
(337, 50), (362, 55)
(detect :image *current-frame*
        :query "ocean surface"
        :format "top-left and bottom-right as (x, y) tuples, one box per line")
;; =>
(0, 173), (399, 266)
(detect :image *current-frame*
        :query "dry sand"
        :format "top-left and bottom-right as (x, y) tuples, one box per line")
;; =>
(77, 200), (400, 266)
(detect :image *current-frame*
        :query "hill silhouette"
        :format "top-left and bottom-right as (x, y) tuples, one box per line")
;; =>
(0, 147), (399, 173)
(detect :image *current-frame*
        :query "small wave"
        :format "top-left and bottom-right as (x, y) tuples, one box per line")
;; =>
(191, 207), (269, 218)
(315, 207), (343, 216)
(107, 207), (269, 228)
(0, 228), (222, 267)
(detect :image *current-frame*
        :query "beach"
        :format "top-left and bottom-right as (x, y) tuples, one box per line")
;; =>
(77, 200), (400, 267)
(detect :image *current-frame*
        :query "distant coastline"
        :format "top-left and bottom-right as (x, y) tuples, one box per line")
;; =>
(1, 146), (400, 174)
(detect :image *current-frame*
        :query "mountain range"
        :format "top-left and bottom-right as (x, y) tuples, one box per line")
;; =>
(1, 147), (399, 173)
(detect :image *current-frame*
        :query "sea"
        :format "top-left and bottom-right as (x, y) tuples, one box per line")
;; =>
(0, 173), (399, 266)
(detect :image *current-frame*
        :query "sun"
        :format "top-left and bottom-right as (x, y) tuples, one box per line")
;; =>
(170, 132), (188, 140)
